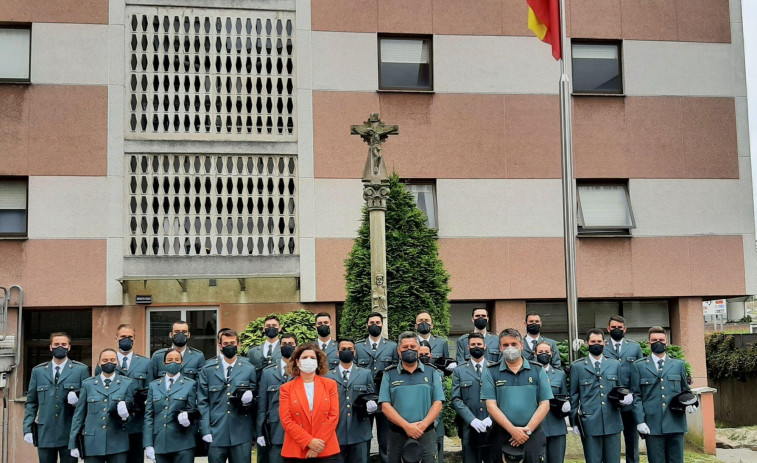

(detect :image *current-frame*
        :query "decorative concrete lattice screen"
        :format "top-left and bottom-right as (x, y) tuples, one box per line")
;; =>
(126, 154), (298, 256)
(126, 7), (295, 140)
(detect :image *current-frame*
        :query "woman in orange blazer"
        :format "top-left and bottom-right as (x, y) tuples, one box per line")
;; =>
(279, 343), (340, 462)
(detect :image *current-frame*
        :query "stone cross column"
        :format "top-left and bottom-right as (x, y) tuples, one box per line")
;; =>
(351, 113), (398, 338)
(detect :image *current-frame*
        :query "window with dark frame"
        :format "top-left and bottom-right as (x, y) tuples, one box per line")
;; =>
(577, 182), (635, 235)
(0, 25), (31, 82)
(378, 36), (432, 91)
(23, 309), (93, 394)
(571, 41), (622, 94)
(0, 177), (28, 237)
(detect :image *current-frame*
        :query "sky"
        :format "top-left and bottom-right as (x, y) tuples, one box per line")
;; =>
(745, 2), (757, 231)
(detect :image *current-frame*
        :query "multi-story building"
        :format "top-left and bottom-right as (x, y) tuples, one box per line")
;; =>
(0, 0), (752, 458)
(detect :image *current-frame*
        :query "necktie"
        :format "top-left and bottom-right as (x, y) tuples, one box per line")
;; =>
(226, 365), (233, 380)
(475, 364), (481, 378)
(168, 378), (174, 391)
(615, 343), (620, 356)
(122, 356), (128, 370)
(342, 369), (349, 384)
(658, 359), (665, 374)
(104, 378), (111, 388)
(594, 361), (601, 375)
(532, 339), (537, 352)
(266, 344), (273, 358)
(372, 342), (378, 351)
(322, 343), (327, 351)
(54, 366), (60, 385)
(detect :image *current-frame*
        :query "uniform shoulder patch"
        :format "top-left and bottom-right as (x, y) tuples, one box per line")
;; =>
(189, 347), (204, 354)
(32, 362), (49, 370)
(70, 360), (88, 367)
(487, 360), (502, 369)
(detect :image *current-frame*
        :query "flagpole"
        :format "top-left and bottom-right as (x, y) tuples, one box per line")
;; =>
(558, 0), (580, 363)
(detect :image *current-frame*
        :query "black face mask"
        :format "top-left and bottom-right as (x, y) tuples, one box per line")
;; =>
(417, 322), (431, 335)
(474, 318), (488, 330)
(52, 346), (68, 359)
(536, 354), (552, 366)
(221, 345), (238, 359)
(172, 333), (188, 347)
(100, 362), (117, 374)
(588, 344), (604, 356)
(401, 350), (418, 364)
(339, 350), (354, 363)
(368, 325), (382, 337)
(118, 338), (134, 352)
(280, 345), (295, 359)
(650, 342), (666, 354)
(469, 347), (485, 359)
(526, 324), (541, 335)
(264, 327), (279, 339)
(419, 355), (431, 365)
(609, 329), (624, 341)
(317, 325), (330, 337)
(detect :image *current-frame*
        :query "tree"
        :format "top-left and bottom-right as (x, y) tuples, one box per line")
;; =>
(339, 174), (452, 345)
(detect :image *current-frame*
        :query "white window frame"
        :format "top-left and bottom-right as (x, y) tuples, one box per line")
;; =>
(145, 306), (218, 357)
(0, 25), (31, 83)
(576, 182), (635, 235)
(404, 180), (438, 230)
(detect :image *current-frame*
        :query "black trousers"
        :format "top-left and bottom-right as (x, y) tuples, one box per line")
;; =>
(369, 413), (389, 463)
(37, 446), (76, 463)
(282, 455), (340, 463)
(621, 410), (639, 463)
(387, 427), (437, 463)
(83, 453), (128, 463)
(156, 448), (195, 463)
(126, 433), (143, 463)
(490, 426), (547, 463)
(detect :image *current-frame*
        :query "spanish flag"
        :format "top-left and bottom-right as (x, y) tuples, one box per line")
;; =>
(527, 0), (561, 60)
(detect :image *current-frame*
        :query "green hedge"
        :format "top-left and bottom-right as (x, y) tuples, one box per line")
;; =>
(239, 309), (316, 355)
(556, 340), (692, 378)
(706, 333), (757, 381)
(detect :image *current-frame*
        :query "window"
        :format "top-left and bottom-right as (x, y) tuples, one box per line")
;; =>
(147, 307), (218, 358)
(0, 177), (28, 237)
(126, 154), (298, 256)
(378, 36), (432, 91)
(405, 182), (437, 229)
(572, 42), (622, 94)
(0, 26), (31, 82)
(126, 8), (295, 140)
(23, 309), (92, 393)
(576, 183), (635, 235)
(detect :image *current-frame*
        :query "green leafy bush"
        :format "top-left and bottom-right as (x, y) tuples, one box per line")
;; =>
(706, 333), (757, 382)
(442, 375), (455, 437)
(239, 309), (316, 355)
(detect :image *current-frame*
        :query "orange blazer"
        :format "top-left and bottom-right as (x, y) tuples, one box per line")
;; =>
(279, 375), (340, 458)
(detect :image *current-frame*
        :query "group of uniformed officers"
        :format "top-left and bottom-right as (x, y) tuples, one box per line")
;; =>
(23, 309), (699, 463)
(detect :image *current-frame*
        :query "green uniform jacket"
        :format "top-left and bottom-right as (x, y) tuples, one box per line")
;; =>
(95, 353), (151, 434)
(428, 365), (446, 438)
(542, 366), (568, 438)
(481, 359), (553, 428)
(317, 340), (340, 370)
(569, 357), (624, 437)
(68, 375), (136, 456)
(630, 356), (690, 435)
(256, 362), (292, 446)
(355, 338), (398, 380)
(150, 347), (206, 381)
(247, 342), (282, 383)
(378, 362), (445, 425)
(451, 360), (491, 426)
(23, 360), (89, 448)
(326, 365), (375, 445)
(143, 375), (198, 454)
(522, 336), (561, 369)
(417, 335), (449, 361)
(198, 356), (258, 447)
(455, 332), (500, 365)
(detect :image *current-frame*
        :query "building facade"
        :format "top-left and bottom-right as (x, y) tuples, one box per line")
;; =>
(0, 0), (753, 458)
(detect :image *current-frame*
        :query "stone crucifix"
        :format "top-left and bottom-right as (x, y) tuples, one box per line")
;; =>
(350, 113), (398, 337)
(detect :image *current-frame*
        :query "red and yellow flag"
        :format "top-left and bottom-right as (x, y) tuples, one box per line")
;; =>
(526, 0), (561, 60)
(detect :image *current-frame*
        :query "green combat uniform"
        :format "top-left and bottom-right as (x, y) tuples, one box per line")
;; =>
(604, 339), (644, 463)
(143, 374), (198, 463)
(630, 355), (691, 463)
(481, 359), (553, 463)
(378, 362), (445, 463)
(542, 366), (568, 463)
(69, 374), (137, 462)
(24, 359), (89, 463)
(569, 356), (624, 463)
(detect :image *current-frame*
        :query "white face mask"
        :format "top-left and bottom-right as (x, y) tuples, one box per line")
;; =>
(299, 358), (318, 373)
(503, 346), (521, 363)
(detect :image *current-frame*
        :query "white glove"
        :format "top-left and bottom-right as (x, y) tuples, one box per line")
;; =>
(470, 418), (488, 433)
(446, 362), (458, 372)
(145, 446), (155, 461)
(572, 426), (581, 435)
(117, 400), (129, 420)
(23, 433), (33, 444)
(561, 401), (571, 413)
(67, 391), (79, 405)
(241, 390), (253, 405)
(482, 417), (492, 428)
(70, 449), (80, 459)
(637, 423), (651, 435)
(686, 405), (698, 414)
(178, 411), (191, 427)
(202, 434), (213, 443)
(366, 400), (378, 413)
(620, 394), (634, 406)
(257, 436), (266, 447)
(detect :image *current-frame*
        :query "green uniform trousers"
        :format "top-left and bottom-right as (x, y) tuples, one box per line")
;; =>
(387, 427), (437, 463)
(491, 427), (546, 463)
(581, 433), (621, 463)
(459, 426), (492, 463)
(83, 453), (127, 463)
(156, 448), (195, 463)
(208, 441), (253, 463)
(645, 434), (684, 463)
(621, 410), (640, 463)
(545, 435), (566, 463)
(38, 446), (76, 463)
(338, 441), (368, 463)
